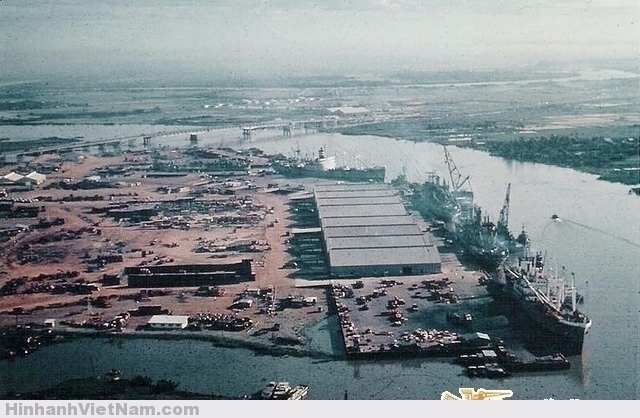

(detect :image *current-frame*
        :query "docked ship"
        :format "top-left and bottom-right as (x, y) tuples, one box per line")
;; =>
(402, 148), (527, 272)
(487, 253), (592, 355)
(441, 154), (525, 271)
(269, 147), (386, 183)
(452, 210), (510, 272)
(407, 172), (461, 224)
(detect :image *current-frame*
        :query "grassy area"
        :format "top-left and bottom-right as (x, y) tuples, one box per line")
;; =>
(339, 120), (640, 186)
(464, 132), (640, 185)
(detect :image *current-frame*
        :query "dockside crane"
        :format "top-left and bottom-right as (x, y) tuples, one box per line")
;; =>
(444, 146), (474, 222)
(498, 182), (511, 232)
(444, 146), (472, 194)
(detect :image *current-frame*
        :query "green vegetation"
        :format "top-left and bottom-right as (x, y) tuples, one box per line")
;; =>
(339, 119), (640, 186)
(464, 134), (640, 185)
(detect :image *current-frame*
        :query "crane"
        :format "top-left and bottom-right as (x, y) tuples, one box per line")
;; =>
(443, 146), (475, 223)
(444, 146), (471, 194)
(498, 182), (511, 232)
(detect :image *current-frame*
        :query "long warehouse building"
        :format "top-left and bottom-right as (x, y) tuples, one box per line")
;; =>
(314, 183), (441, 277)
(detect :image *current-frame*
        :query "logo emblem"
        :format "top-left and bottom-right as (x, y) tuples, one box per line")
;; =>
(441, 388), (513, 400)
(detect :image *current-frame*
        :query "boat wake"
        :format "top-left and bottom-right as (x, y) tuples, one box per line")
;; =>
(548, 216), (640, 249)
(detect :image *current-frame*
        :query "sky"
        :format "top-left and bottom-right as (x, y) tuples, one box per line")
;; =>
(1, 0), (638, 82)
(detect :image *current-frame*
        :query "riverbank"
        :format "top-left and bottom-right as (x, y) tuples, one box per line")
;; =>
(337, 123), (639, 186)
(461, 131), (640, 186)
(3, 375), (238, 400)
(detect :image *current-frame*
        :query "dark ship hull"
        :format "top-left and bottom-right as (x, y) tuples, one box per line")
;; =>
(460, 243), (508, 272)
(487, 258), (591, 355)
(273, 163), (386, 183)
(270, 146), (386, 183)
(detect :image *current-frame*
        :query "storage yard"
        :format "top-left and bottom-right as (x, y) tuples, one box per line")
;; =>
(0, 143), (567, 375)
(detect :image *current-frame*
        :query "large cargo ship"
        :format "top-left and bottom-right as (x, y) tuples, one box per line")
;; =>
(406, 149), (527, 272)
(487, 253), (592, 355)
(270, 147), (386, 183)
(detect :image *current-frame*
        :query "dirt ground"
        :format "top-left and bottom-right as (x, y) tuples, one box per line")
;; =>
(0, 148), (481, 351)
(0, 150), (332, 346)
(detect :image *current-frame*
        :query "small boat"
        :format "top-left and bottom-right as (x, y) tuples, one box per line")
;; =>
(261, 381), (277, 399)
(287, 385), (309, 400)
(271, 382), (296, 399)
(259, 381), (309, 400)
(105, 369), (122, 381)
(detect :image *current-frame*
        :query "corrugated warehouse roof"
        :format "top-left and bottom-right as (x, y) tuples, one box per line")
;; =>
(288, 192), (314, 201)
(315, 196), (401, 207)
(321, 215), (416, 228)
(326, 235), (432, 250)
(327, 106), (370, 115)
(314, 182), (391, 194)
(323, 224), (423, 238)
(313, 182), (441, 276)
(291, 227), (322, 235)
(148, 315), (189, 325)
(26, 171), (46, 183)
(317, 203), (407, 218)
(3, 172), (25, 182)
(314, 189), (396, 200)
(328, 247), (441, 268)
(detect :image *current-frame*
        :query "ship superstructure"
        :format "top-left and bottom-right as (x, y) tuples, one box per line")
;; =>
(269, 147), (385, 183)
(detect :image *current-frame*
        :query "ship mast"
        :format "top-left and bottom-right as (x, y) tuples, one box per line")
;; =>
(571, 272), (577, 312)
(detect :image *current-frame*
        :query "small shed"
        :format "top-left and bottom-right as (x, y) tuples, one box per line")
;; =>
(147, 315), (189, 329)
(44, 318), (56, 328)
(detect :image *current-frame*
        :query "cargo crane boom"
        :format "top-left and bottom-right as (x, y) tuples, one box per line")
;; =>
(443, 146), (474, 223)
(498, 183), (510, 231)
(444, 146), (471, 194)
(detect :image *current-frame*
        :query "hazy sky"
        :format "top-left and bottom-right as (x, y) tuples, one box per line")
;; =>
(1, 0), (638, 81)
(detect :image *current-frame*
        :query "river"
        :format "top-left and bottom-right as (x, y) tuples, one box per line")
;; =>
(1, 127), (639, 399)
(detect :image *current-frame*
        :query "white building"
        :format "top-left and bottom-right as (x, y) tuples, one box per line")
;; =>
(26, 171), (47, 185)
(327, 106), (370, 116)
(147, 315), (189, 329)
(0, 172), (25, 186)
